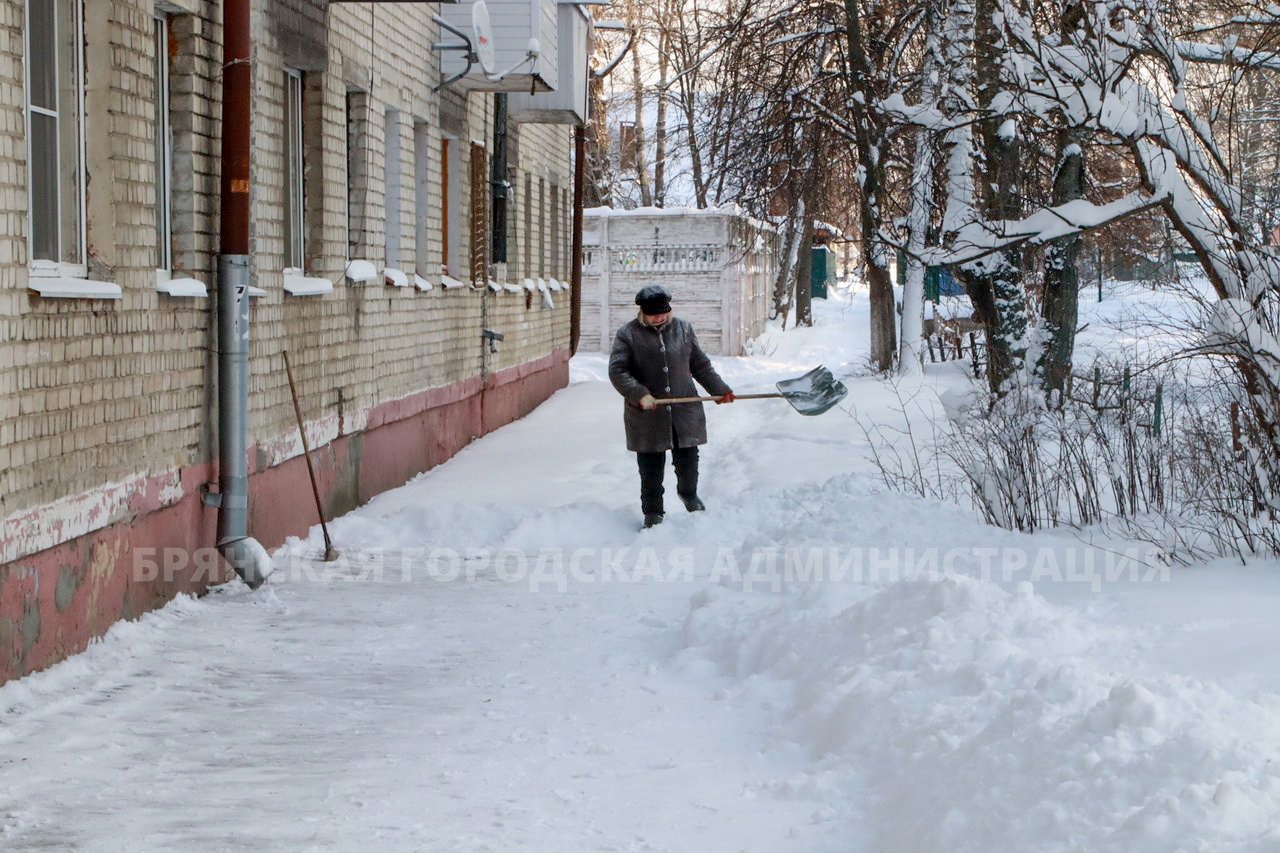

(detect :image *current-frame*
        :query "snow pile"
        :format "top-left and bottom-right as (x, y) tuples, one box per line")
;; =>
(679, 540), (1280, 850)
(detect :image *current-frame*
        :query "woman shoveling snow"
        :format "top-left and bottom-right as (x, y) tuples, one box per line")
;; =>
(608, 285), (735, 529)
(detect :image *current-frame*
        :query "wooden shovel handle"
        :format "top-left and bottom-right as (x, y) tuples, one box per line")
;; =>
(656, 393), (783, 405)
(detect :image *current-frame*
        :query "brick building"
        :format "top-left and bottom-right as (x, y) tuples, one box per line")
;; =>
(0, 0), (587, 683)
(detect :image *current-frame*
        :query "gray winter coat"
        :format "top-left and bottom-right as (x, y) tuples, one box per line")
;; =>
(608, 315), (732, 453)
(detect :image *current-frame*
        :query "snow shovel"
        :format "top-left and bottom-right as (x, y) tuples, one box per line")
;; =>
(655, 365), (848, 416)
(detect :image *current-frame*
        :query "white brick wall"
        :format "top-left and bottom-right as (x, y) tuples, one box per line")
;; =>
(0, 0), (574, 538)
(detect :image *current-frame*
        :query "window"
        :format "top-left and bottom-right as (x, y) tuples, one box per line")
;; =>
(538, 178), (547, 276)
(384, 109), (402, 269)
(523, 173), (532, 279)
(26, 0), (86, 273)
(550, 183), (561, 277)
(468, 142), (487, 286)
(441, 135), (461, 276)
(345, 90), (365, 262)
(565, 188), (576, 275)
(153, 14), (173, 272)
(413, 120), (430, 278)
(283, 69), (305, 269)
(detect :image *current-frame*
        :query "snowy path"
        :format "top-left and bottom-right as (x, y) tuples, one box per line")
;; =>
(4, 289), (1280, 851)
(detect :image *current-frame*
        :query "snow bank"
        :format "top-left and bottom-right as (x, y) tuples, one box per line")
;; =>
(677, 479), (1280, 850)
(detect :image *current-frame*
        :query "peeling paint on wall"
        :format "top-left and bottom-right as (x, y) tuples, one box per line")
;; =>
(20, 595), (40, 659)
(55, 564), (81, 613)
(0, 470), (186, 567)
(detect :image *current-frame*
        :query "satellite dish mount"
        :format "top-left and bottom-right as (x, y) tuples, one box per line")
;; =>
(431, 2), (540, 90)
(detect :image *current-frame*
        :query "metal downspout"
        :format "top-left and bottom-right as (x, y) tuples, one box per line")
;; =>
(570, 124), (585, 355)
(215, 0), (271, 587)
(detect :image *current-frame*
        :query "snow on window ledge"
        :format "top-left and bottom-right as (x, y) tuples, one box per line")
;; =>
(345, 259), (379, 284)
(502, 282), (523, 294)
(526, 278), (540, 292)
(541, 289), (555, 310)
(489, 279), (505, 293)
(155, 270), (208, 297)
(413, 274), (434, 292)
(441, 275), (468, 290)
(28, 277), (122, 300)
(384, 267), (410, 288)
(29, 259), (88, 279)
(283, 268), (334, 296)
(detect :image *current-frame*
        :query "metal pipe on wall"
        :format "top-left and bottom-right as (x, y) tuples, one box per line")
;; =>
(570, 125), (585, 355)
(215, 0), (271, 588)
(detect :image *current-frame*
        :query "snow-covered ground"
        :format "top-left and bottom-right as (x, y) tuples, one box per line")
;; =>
(3, 284), (1280, 851)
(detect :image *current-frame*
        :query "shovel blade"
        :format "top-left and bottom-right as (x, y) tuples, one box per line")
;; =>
(775, 366), (848, 416)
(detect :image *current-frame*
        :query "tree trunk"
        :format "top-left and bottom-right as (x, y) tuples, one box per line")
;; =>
(900, 12), (941, 374)
(867, 261), (897, 369)
(964, 0), (1027, 393)
(772, 197), (807, 326)
(682, 93), (707, 207)
(654, 25), (669, 207)
(843, 0), (896, 370)
(795, 218), (814, 327)
(629, 2), (652, 207)
(1038, 133), (1085, 401)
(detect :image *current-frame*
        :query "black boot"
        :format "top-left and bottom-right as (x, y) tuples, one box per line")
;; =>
(637, 451), (666, 528)
(673, 445), (702, 512)
(679, 494), (705, 512)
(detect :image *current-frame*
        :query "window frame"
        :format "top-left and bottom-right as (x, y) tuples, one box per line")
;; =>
(441, 134), (461, 277)
(413, 119), (431, 280)
(25, 0), (88, 278)
(283, 68), (305, 270)
(384, 108), (402, 270)
(153, 12), (173, 274)
(345, 89), (358, 263)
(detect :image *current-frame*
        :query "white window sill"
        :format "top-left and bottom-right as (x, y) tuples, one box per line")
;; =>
(414, 274), (434, 292)
(154, 270), (263, 298)
(548, 278), (565, 292)
(346, 259), (379, 284)
(526, 278), (540, 292)
(28, 277), (122, 299)
(283, 268), (333, 296)
(384, 267), (410, 288)
(155, 270), (209, 297)
(502, 282), (523, 294)
(441, 275), (468, 290)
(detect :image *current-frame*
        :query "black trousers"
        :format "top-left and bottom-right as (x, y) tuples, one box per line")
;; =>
(636, 444), (698, 515)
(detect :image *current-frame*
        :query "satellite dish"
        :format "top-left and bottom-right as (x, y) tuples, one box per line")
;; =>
(472, 1), (497, 76)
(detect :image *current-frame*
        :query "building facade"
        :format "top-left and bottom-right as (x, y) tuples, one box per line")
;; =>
(0, 0), (581, 683)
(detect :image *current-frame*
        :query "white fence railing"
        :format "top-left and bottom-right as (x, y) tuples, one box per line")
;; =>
(608, 244), (722, 273)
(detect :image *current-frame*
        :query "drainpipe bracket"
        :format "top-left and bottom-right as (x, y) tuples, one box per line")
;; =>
(201, 485), (223, 508)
